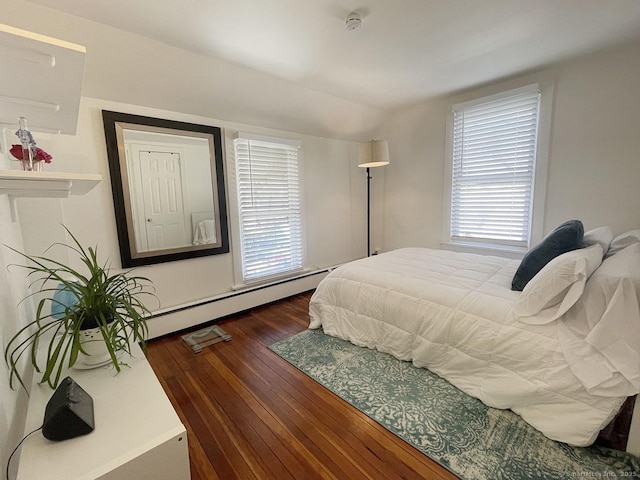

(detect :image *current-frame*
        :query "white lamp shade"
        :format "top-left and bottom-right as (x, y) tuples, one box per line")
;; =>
(358, 140), (390, 168)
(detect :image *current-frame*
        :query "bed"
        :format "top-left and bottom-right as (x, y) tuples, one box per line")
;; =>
(309, 232), (640, 447)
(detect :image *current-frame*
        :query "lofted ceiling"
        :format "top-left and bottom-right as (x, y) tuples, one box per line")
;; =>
(26, 0), (640, 111)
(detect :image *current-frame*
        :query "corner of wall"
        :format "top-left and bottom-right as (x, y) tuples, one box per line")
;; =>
(0, 193), (36, 478)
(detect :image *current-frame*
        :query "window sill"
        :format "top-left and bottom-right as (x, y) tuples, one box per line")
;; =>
(439, 241), (527, 260)
(232, 268), (321, 292)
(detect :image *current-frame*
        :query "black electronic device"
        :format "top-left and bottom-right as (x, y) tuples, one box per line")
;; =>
(42, 376), (95, 441)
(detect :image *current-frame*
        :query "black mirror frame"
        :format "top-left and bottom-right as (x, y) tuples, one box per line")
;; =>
(102, 110), (229, 267)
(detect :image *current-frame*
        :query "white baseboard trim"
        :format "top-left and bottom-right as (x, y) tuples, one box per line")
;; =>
(146, 270), (328, 339)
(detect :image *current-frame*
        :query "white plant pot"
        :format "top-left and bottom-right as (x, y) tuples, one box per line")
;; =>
(74, 327), (114, 369)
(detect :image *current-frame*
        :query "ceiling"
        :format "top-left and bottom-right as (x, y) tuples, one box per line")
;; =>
(26, 0), (640, 111)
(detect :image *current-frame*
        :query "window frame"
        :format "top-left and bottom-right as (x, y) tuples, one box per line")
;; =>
(229, 131), (305, 286)
(442, 81), (554, 256)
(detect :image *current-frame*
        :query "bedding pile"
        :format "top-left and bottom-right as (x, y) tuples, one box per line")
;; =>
(309, 230), (640, 447)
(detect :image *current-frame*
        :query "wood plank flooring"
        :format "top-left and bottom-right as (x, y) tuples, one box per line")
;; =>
(145, 291), (459, 480)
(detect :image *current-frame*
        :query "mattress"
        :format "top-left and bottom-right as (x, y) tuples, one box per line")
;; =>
(309, 247), (631, 446)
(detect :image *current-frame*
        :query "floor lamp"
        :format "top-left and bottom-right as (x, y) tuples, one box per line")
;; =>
(358, 140), (390, 257)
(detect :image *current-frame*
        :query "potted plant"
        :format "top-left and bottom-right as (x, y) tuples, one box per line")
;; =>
(4, 227), (155, 391)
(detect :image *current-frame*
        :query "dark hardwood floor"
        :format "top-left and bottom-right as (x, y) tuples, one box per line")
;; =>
(146, 291), (458, 480)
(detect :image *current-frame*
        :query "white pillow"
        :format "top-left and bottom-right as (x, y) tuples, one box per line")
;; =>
(606, 229), (640, 258)
(515, 244), (603, 325)
(583, 226), (613, 256)
(597, 242), (640, 294)
(557, 242), (640, 395)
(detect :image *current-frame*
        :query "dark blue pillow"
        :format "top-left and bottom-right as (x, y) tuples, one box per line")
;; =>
(511, 220), (584, 291)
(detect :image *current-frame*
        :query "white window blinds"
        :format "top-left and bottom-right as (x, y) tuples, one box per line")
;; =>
(233, 136), (303, 282)
(451, 87), (541, 247)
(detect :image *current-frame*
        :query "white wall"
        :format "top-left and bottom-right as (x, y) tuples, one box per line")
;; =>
(377, 99), (449, 251)
(14, 96), (368, 315)
(380, 39), (640, 251)
(544, 41), (640, 232)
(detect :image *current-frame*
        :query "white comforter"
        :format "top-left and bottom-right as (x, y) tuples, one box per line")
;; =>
(309, 247), (634, 446)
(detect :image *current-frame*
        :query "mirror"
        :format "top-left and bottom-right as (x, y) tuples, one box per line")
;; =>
(102, 110), (229, 267)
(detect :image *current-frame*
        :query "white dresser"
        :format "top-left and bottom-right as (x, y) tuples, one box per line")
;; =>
(17, 343), (190, 480)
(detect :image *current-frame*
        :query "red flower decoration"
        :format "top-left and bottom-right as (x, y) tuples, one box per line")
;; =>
(9, 144), (53, 163)
(9, 144), (22, 160)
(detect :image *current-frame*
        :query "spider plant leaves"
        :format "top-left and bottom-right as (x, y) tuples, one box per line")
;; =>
(3, 227), (156, 392)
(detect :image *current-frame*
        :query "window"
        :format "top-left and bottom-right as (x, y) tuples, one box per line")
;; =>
(449, 85), (541, 249)
(233, 134), (303, 282)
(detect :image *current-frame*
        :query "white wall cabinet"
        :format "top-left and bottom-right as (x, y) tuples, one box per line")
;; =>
(0, 23), (85, 134)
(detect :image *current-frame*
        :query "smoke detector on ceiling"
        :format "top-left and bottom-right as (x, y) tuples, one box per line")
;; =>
(345, 12), (362, 31)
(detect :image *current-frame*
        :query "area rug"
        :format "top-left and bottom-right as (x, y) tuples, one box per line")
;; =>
(269, 329), (640, 480)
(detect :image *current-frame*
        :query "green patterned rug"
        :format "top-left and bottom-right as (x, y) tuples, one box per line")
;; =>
(269, 329), (640, 480)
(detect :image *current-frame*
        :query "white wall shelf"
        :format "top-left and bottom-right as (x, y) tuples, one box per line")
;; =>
(0, 169), (101, 221)
(0, 169), (101, 198)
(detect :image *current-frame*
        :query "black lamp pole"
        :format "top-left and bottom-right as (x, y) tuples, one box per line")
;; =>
(359, 140), (389, 258)
(366, 167), (371, 257)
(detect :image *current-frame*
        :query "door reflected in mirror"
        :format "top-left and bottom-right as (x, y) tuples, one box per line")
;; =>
(102, 111), (229, 267)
